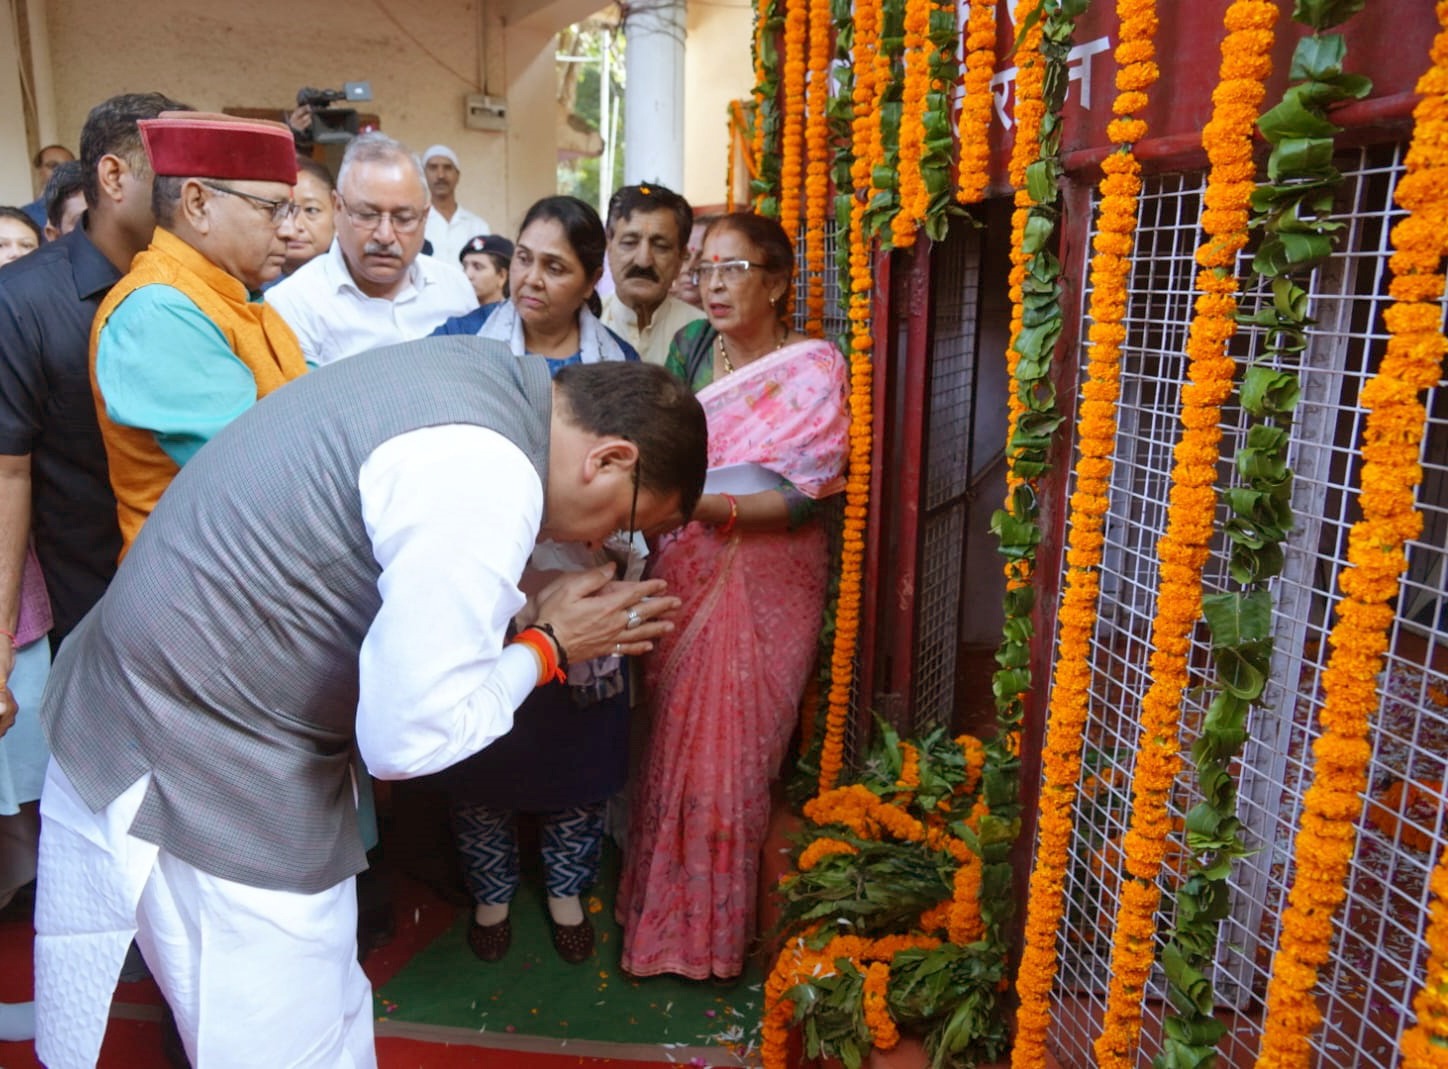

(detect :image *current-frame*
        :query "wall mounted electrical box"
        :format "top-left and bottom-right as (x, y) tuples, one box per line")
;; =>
(465, 94), (507, 131)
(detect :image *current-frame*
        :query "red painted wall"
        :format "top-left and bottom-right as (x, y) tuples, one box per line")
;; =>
(974, 0), (1435, 191)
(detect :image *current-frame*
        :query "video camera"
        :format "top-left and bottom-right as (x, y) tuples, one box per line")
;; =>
(295, 81), (373, 144)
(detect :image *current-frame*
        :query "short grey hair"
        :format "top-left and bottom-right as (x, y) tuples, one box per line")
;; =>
(336, 132), (429, 204)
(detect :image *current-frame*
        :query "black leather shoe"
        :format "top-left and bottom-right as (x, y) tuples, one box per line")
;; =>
(550, 915), (595, 964)
(467, 916), (512, 962)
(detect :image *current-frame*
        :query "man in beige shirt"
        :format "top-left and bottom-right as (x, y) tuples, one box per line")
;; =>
(600, 184), (702, 366)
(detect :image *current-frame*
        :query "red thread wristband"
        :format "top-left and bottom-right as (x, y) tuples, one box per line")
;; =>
(513, 627), (565, 686)
(717, 493), (739, 537)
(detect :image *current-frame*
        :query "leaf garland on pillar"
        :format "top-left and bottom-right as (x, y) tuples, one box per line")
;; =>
(983, 0), (1079, 987)
(750, 0), (784, 215)
(1153, 4), (1369, 1067)
(1010, 2), (1160, 1064)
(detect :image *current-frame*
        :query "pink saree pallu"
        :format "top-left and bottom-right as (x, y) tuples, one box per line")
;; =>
(618, 339), (848, 980)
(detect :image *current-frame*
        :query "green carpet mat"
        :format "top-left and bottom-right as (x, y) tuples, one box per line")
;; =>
(375, 846), (765, 1053)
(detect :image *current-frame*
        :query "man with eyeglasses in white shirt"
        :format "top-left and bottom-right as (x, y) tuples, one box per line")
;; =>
(268, 132), (476, 368)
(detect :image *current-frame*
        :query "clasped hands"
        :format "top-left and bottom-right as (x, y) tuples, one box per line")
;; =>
(524, 565), (679, 663)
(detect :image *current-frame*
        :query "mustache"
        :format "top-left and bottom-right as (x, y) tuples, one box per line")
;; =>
(364, 241), (404, 258)
(625, 266), (660, 282)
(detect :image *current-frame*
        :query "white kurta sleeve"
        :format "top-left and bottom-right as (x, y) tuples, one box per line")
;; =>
(354, 423), (545, 778)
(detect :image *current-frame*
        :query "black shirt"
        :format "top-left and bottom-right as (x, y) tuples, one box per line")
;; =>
(0, 223), (123, 642)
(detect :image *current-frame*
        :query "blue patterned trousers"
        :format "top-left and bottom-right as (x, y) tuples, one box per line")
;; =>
(451, 800), (607, 904)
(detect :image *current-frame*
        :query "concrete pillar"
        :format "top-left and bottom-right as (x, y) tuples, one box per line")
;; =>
(25, 0), (57, 148)
(622, 0), (685, 190)
(502, 20), (558, 233)
(682, 0), (753, 210)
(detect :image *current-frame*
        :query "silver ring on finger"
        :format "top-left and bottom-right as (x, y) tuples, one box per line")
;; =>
(614, 642), (622, 655)
(626, 606), (642, 629)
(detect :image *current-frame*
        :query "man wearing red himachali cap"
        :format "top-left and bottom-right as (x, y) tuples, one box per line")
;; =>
(86, 112), (308, 557)
(34, 114), (309, 1069)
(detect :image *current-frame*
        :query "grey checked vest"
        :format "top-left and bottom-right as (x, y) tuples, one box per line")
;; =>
(42, 336), (552, 893)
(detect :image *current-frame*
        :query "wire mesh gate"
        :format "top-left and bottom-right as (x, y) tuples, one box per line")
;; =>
(1045, 143), (1448, 1067)
(913, 224), (984, 728)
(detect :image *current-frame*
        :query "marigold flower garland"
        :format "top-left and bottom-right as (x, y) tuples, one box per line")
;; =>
(816, 0), (883, 794)
(1091, 5), (1278, 1066)
(862, 962), (899, 1048)
(896, 741), (921, 791)
(778, 0), (808, 238)
(802, 0), (832, 332)
(891, 0), (931, 247)
(767, 733), (996, 1067)
(1368, 779), (1442, 854)
(999, 0), (1046, 515)
(955, 0), (998, 204)
(763, 927), (946, 1067)
(1406, 844), (1448, 1068)
(1010, 3), (1159, 1064)
(798, 836), (860, 870)
(1264, 5), (1448, 1064)
(960, 734), (986, 796)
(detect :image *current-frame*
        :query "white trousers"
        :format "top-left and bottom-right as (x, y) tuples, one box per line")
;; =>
(36, 761), (376, 1068)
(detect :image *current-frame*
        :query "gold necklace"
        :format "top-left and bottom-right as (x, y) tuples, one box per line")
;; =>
(716, 328), (786, 375)
(715, 332), (735, 374)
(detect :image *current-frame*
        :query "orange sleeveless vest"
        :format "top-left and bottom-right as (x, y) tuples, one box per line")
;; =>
(90, 228), (306, 556)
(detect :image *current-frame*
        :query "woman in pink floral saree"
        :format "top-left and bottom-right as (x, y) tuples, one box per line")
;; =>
(618, 213), (849, 979)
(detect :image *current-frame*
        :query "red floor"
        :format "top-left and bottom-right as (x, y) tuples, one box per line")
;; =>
(0, 875), (681, 1069)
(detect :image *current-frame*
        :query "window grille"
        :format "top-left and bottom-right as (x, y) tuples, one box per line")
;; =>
(1045, 142), (1448, 1067)
(791, 219), (850, 347)
(793, 217), (863, 767)
(913, 223), (984, 727)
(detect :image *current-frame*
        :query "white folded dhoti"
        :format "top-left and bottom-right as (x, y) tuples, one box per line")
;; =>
(36, 761), (376, 1068)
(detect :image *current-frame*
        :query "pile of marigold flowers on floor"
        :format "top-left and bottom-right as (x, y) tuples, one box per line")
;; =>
(763, 722), (1010, 1068)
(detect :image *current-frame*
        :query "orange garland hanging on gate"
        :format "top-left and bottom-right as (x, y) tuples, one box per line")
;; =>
(955, 0), (998, 204)
(1009, 1), (1159, 1063)
(816, 0), (883, 794)
(892, 0), (932, 246)
(803, 0), (832, 332)
(779, 0), (808, 239)
(1267, 5), (1448, 1066)
(1091, 4), (1277, 1066)
(1002, 0), (1047, 495)
(1406, 844), (1448, 1068)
